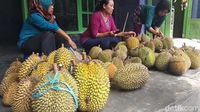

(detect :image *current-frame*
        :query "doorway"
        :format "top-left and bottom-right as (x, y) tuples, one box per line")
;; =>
(173, 0), (184, 38)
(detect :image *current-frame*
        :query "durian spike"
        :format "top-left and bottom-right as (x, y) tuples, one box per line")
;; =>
(82, 52), (87, 60)
(61, 43), (65, 48)
(87, 56), (92, 61)
(71, 60), (77, 66)
(182, 42), (186, 47)
(53, 63), (58, 72)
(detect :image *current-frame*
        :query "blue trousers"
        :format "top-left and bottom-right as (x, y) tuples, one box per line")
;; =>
(82, 37), (121, 53)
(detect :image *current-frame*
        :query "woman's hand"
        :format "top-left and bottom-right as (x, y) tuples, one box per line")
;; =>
(116, 31), (136, 37)
(68, 39), (77, 50)
(108, 31), (115, 37)
(56, 29), (77, 50)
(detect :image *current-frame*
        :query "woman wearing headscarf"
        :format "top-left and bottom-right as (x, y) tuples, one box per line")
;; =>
(18, 0), (77, 56)
(133, 0), (171, 37)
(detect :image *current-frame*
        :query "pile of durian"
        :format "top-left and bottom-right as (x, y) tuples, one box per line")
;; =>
(0, 45), (113, 112)
(89, 34), (200, 77)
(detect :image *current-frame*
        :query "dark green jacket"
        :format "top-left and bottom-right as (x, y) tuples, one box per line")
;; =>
(140, 5), (166, 31)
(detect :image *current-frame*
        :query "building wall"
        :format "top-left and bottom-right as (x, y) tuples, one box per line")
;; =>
(0, 1), (23, 41)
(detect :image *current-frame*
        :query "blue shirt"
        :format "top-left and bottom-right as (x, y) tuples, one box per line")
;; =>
(18, 12), (59, 48)
(140, 5), (166, 31)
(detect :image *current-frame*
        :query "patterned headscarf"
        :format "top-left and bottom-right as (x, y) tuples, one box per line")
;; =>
(30, 0), (55, 22)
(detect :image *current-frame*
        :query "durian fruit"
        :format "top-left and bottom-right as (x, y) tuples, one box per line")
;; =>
(32, 68), (78, 112)
(112, 57), (124, 69)
(129, 48), (139, 57)
(126, 37), (140, 49)
(113, 63), (149, 90)
(114, 44), (128, 53)
(31, 61), (52, 79)
(18, 53), (41, 81)
(138, 47), (155, 68)
(113, 50), (127, 61)
(162, 37), (174, 49)
(185, 49), (200, 69)
(145, 40), (155, 52)
(155, 52), (172, 71)
(181, 43), (194, 51)
(40, 53), (47, 61)
(74, 61), (110, 112)
(12, 76), (39, 112)
(10, 58), (22, 67)
(124, 57), (142, 65)
(104, 49), (114, 56)
(168, 55), (187, 76)
(104, 62), (117, 80)
(98, 50), (112, 62)
(47, 50), (56, 65)
(153, 38), (163, 52)
(2, 82), (18, 106)
(55, 44), (74, 69)
(115, 41), (126, 49)
(172, 49), (191, 70)
(0, 73), (18, 96)
(154, 53), (160, 60)
(89, 46), (102, 59)
(3, 59), (22, 78)
(141, 34), (150, 43)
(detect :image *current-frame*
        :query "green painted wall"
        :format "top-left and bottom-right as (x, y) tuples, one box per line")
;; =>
(183, 0), (200, 39)
(188, 19), (200, 39)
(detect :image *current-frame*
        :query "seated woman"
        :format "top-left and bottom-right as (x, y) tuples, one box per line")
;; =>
(18, 0), (77, 56)
(133, 0), (171, 37)
(81, 0), (134, 53)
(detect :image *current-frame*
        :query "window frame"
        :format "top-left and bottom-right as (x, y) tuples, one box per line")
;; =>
(21, 0), (96, 34)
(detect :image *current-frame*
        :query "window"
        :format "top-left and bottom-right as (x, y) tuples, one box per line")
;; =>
(22, 0), (98, 33)
(54, 0), (78, 31)
(191, 0), (200, 18)
(82, 0), (97, 28)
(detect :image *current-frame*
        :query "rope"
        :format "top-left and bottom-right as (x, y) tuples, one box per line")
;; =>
(32, 70), (78, 109)
(69, 47), (81, 61)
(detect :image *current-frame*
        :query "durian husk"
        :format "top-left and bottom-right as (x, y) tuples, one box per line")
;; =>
(124, 57), (142, 65)
(32, 69), (78, 112)
(162, 37), (174, 50)
(113, 63), (149, 90)
(113, 49), (127, 61)
(0, 73), (18, 96)
(31, 61), (52, 79)
(155, 52), (172, 71)
(2, 81), (18, 106)
(47, 50), (56, 65)
(168, 56), (187, 76)
(153, 38), (163, 52)
(55, 45), (75, 69)
(185, 49), (200, 69)
(98, 50), (112, 62)
(89, 46), (102, 59)
(18, 53), (41, 81)
(126, 37), (140, 49)
(138, 47), (155, 68)
(12, 76), (39, 112)
(74, 61), (110, 112)
(104, 62), (117, 80)
(112, 57), (124, 69)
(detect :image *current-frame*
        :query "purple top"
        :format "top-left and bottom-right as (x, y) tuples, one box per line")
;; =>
(81, 11), (117, 44)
